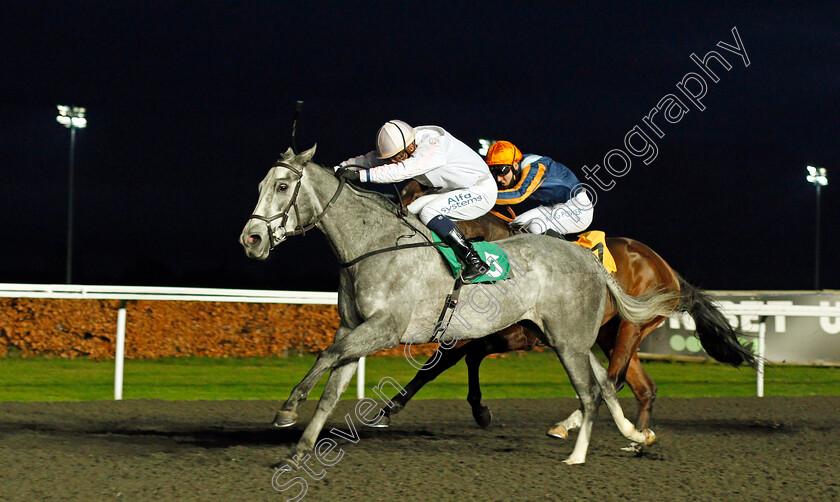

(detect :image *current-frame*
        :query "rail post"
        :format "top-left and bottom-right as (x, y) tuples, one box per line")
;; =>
(757, 316), (767, 397)
(115, 300), (127, 400)
(356, 356), (365, 399)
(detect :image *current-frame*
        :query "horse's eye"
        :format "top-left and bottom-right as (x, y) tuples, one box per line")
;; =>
(277, 183), (288, 192)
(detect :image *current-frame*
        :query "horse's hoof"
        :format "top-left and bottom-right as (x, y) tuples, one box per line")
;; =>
(273, 410), (297, 428)
(270, 459), (290, 470)
(292, 449), (313, 463)
(368, 413), (391, 428)
(473, 406), (492, 428)
(562, 454), (585, 465)
(386, 403), (404, 417)
(643, 428), (656, 445)
(546, 424), (568, 439)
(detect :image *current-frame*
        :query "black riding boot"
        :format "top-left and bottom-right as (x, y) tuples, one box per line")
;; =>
(443, 227), (490, 282)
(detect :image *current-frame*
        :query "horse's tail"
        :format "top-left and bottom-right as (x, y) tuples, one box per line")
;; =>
(603, 266), (681, 326)
(676, 276), (759, 369)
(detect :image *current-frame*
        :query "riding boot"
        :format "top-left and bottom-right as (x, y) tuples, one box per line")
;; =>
(442, 227), (490, 282)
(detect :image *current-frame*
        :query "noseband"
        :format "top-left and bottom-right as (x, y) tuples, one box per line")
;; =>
(249, 160), (346, 249)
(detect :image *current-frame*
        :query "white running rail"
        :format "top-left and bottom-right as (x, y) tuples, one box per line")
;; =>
(3, 283), (839, 399)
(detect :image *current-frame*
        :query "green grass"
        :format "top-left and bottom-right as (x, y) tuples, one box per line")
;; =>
(1, 351), (839, 402)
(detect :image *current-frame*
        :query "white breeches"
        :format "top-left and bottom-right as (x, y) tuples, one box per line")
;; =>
(408, 174), (497, 225)
(514, 191), (594, 235)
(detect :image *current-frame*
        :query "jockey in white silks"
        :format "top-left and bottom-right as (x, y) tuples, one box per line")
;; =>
(336, 120), (498, 282)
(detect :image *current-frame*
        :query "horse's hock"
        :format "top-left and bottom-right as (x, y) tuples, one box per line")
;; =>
(0, 298), (441, 359)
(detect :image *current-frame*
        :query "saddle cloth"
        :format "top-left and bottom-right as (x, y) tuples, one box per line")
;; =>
(431, 232), (512, 283)
(574, 230), (617, 273)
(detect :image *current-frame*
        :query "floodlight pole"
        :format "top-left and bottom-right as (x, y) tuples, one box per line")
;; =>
(814, 181), (821, 290)
(806, 165), (827, 290)
(66, 126), (76, 284)
(57, 105), (86, 284)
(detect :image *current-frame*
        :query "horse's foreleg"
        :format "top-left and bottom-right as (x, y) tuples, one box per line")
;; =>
(625, 352), (657, 430)
(293, 360), (359, 456)
(467, 328), (537, 427)
(384, 342), (470, 419)
(465, 346), (491, 427)
(275, 322), (394, 428)
(274, 348), (343, 427)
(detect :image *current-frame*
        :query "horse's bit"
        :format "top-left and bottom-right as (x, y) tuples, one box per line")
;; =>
(248, 160), (346, 249)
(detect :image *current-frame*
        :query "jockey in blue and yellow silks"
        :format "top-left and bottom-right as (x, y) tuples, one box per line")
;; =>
(486, 141), (594, 236)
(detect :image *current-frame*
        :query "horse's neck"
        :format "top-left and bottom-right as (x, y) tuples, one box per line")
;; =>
(307, 167), (426, 265)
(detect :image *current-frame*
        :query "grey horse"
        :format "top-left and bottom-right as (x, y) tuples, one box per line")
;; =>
(239, 146), (678, 465)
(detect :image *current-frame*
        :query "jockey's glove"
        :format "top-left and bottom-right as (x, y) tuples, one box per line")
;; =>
(335, 167), (361, 182)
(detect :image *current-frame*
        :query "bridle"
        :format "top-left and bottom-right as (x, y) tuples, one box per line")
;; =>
(248, 160), (346, 249)
(248, 159), (443, 267)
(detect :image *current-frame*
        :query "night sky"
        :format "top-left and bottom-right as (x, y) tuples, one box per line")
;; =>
(2, 2), (837, 292)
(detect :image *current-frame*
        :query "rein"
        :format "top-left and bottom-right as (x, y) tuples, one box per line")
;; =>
(339, 241), (446, 268)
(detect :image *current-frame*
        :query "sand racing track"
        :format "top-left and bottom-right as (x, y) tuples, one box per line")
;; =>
(1, 396), (838, 501)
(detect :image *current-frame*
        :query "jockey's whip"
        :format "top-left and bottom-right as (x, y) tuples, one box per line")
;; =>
(290, 99), (303, 153)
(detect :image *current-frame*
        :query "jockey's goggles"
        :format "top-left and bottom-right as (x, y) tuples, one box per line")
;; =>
(388, 141), (416, 163)
(488, 164), (513, 176)
(389, 149), (410, 163)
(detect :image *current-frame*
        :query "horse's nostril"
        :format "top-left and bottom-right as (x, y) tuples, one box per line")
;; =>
(249, 235), (261, 245)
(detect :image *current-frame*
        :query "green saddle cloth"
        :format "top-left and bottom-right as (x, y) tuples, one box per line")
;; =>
(431, 232), (512, 284)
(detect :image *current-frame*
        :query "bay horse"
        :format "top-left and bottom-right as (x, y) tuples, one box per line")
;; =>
(382, 181), (757, 436)
(240, 146), (679, 464)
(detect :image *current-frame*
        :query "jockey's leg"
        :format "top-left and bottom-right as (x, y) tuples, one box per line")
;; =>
(431, 217), (490, 282)
(514, 191), (595, 236)
(415, 174), (497, 282)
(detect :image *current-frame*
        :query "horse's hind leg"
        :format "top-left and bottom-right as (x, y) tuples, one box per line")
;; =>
(588, 351), (655, 446)
(609, 318), (662, 430)
(604, 320), (641, 388)
(547, 319), (620, 439)
(552, 347), (601, 465)
(625, 352), (657, 430)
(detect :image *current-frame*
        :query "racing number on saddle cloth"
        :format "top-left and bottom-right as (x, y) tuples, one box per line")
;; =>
(430, 232), (512, 283)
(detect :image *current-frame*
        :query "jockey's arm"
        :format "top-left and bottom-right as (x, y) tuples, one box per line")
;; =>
(360, 137), (447, 184)
(335, 151), (383, 171)
(495, 163), (546, 205)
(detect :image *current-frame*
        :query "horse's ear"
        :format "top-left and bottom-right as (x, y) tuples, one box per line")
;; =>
(282, 147), (295, 159)
(297, 144), (317, 165)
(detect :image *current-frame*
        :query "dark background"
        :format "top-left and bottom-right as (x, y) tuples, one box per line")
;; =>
(2, 2), (837, 292)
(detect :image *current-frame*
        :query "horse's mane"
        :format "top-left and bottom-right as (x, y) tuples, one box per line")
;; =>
(277, 148), (425, 231)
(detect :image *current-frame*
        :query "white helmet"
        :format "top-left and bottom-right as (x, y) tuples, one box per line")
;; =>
(376, 120), (415, 159)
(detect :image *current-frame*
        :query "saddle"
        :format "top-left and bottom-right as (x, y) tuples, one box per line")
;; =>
(573, 230), (617, 273)
(430, 231), (512, 284)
